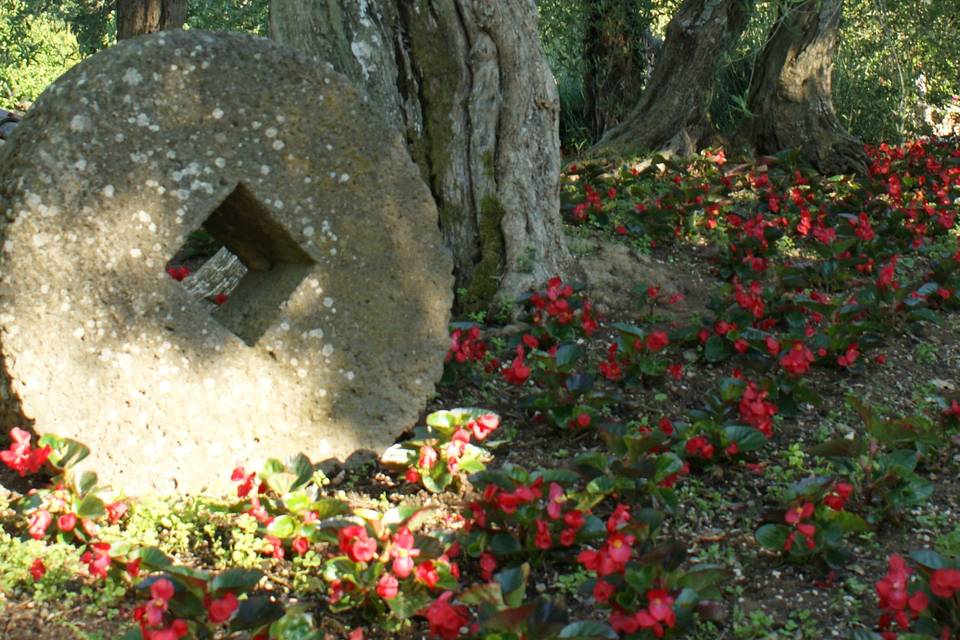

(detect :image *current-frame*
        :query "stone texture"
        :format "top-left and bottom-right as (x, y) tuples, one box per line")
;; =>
(0, 30), (453, 495)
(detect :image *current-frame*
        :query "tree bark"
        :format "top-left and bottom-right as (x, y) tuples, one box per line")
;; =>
(745, 0), (867, 175)
(592, 0), (751, 156)
(582, 0), (655, 142)
(270, 0), (578, 309)
(116, 0), (186, 40)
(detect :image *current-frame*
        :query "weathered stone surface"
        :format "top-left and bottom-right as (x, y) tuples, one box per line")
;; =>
(0, 30), (453, 495)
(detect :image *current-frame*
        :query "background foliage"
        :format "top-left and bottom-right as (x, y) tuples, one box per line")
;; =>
(1, 0), (958, 145)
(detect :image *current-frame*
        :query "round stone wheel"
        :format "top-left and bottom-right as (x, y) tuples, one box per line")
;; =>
(0, 30), (453, 495)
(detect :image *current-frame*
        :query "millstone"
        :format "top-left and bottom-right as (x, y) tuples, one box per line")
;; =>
(0, 30), (453, 494)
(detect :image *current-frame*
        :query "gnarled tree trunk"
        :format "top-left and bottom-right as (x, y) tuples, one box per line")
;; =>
(270, 0), (577, 309)
(592, 0), (751, 156)
(116, 0), (186, 40)
(582, 0), (657, 142)
(745, 0), (867, 175)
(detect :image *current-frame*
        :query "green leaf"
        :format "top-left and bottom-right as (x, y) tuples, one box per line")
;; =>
(38, 435), (90, 470)
(73, 470), (99, 497)
(910, 549), (945, 570)
(121, 628), (145, 640)
(265, 472), (299, 496)
(386, 590), (433, 620)
(849, 629), (885, 640)
(266, 515), (297, 539)
(704, 336), (731, 362)
(678, 565), (729, 592)
(826, 510), (869, 533)
(557, 621), (618, 639)
(289, 453), (314, 490)
(880, 449), (918, 474)
(555, 343), (583, 368)
(532, 468), (580, 485)
(312, 498), (351, 520)
(489, 533), (522, 557)
(809, 438), (865, 458)
(496, 564), (530, 608)
(724, 426), (767, 452)
(459, 582), (505, 607)
(755, 524), (789, 551)
(138, 547), (173, 569)
(211, 568), (265, 594)
(75, 494), (105, 519)
(228, 595), (285, 632)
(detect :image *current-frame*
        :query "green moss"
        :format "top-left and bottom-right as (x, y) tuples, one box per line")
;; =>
(482, 151), (496, 179)
(403, 1), (461, 194)
(439, 203), (464, 229)
(460, 194), (506, 312)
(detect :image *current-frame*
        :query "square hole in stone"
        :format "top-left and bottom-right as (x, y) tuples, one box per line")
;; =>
(165, 182), (315, 346)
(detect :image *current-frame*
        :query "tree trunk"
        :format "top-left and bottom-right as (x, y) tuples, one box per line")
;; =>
(582, 0), (655, 142)
(270, 0), (578, 309)
(745, 0), (867, 175)
(592, 0), (751, 156)
(116, 0), (186, 40)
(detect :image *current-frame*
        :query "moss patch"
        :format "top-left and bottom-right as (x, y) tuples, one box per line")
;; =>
(460, 194), (506, 313)
(402, 0), (461, 195)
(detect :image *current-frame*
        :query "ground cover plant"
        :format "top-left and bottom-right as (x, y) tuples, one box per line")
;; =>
(1, 138), (960, 639)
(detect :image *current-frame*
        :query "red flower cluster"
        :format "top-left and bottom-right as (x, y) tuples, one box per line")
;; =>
(166, 266), (190, 282)
(1, 428), (52, 477)
(577, 505), (634, 577)
(423, 591), (470, 640)
(134, 578), (190, 640)
(738, 382), (778, 438)
(610, 589), (677, 638)
(876, 555), (928, 635)
(446, 326), (487, 364)
(823, 482), (854, 511)
(930, 568), (960, 599)
(502, 346), (531, 385)
(780, 342), (814, 376)
(338, 524), (378, 563)
(81, 542), (113, 579)
(783, 502), (816, 552)
(685, 436), (714, 460)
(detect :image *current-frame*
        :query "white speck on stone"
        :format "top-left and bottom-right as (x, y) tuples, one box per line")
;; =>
(265, 127), (278, 138)
(323, 297), (334, 307)
(260, 165), (271, 175)
(74, 159), (87, 171)
(306, 328), (324, 339)
(32, 233), (47, 247)
(129, 248), (142, 258)
(70, 114), (93, 133)
(212, 108), (224, 120)
(415, 378), (423, 385)
(122, 68), (143, 85)
(339, 173), (350, 183)
(345, 371), (355, 381)
(137, 211), (151, 223)
(136, 113), (151, 127)
(73, 327), (85, 338)
(214, 157), (226, 168)
(103, 185), (115, 198)
(303, 226), (315, 237)
(40, 284), (49, 294)
(297, 369), (307, 378)
(322, 344), (334, 357)
(272, 140), (285, 151)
